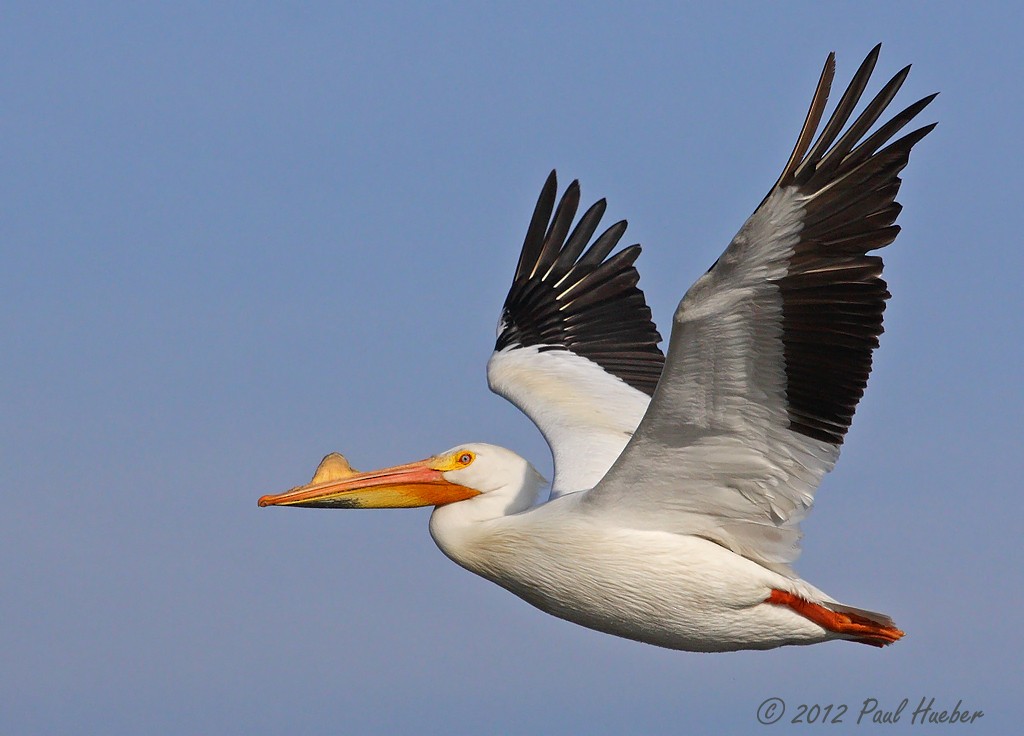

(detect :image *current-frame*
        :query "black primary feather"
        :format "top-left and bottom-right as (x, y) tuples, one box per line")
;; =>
(496, 172), (665, 396)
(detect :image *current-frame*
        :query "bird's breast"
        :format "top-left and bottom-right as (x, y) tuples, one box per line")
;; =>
(429, 506), (812, 651)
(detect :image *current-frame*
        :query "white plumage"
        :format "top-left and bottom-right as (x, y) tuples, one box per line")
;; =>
(426, 443), (837, 652)
(487, 346), (650, 497)
(260, 46), (935, 651)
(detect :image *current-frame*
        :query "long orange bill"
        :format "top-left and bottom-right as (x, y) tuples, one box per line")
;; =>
(258, 453), (479, 509)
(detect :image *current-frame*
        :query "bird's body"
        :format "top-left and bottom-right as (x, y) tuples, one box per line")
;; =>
(428, 461), (839, 651)
(260, 46), (934, 652)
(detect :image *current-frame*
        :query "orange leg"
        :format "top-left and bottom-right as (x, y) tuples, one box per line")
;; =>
(766, 589), (905, 647)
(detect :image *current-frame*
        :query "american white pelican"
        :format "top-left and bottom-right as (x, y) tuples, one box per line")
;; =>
(260, 46), (935, 652)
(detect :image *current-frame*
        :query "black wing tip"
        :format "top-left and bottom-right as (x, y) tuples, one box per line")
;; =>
(824, 50), (837, 73)
(497, 175), (665, 394)
(776, 47), (935, 448)
(779, 46), (937, 193)
(539, 170), (558, 203)
(903, 120), (939, 145)
(514, 171), (561, 282)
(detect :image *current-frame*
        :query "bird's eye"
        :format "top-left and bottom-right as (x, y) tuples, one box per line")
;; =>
(458, 452), (473, 465)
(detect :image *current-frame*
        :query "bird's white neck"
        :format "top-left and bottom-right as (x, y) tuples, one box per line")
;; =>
(427, 453), (545, 567)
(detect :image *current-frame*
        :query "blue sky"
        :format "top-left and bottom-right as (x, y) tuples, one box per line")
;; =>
(2, 2), (1021, 734)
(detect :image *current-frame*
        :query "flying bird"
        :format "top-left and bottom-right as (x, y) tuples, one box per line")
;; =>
(260, 46), (935, 652)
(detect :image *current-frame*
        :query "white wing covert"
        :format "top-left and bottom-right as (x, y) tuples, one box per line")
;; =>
(488, 172), (664, 498)
(582, 46), (936, 574)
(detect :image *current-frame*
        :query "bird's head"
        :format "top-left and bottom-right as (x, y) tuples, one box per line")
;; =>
(258, 443), (545, 514)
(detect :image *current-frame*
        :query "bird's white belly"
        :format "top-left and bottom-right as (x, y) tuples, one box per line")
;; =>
(432, 513), (830, 652)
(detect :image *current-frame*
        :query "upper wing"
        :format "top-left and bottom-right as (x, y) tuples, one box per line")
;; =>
(488, 172), (664, 498)
(582, 45), (936, 573)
